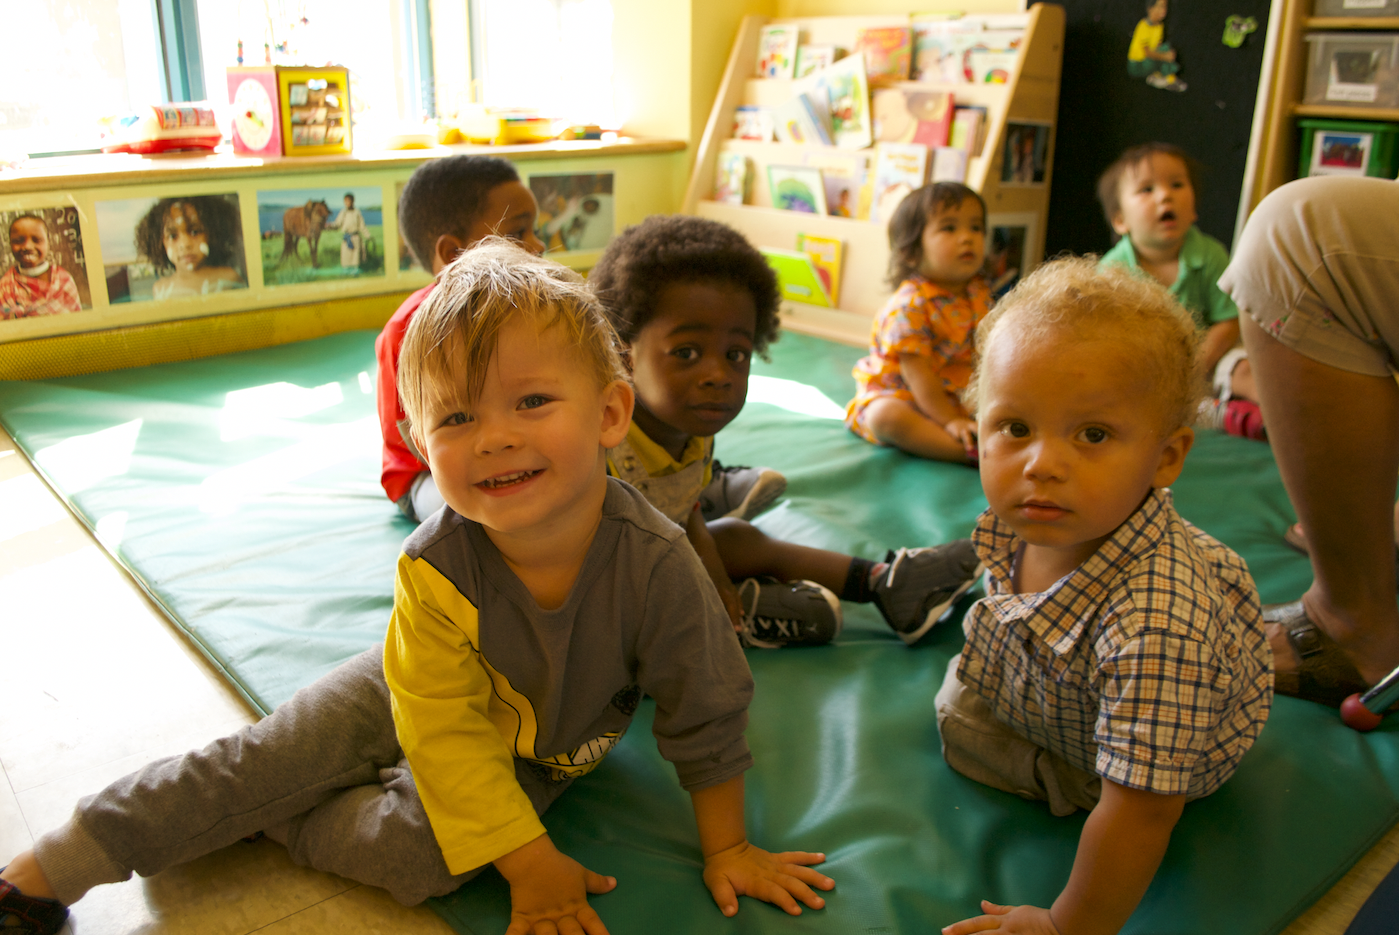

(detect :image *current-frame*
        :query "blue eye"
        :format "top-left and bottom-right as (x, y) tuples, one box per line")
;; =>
(519, 395), (550, 410)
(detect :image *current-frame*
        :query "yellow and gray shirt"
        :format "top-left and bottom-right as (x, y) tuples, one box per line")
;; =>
(384, 478), (753, 875)
(605, 422), (714, 526)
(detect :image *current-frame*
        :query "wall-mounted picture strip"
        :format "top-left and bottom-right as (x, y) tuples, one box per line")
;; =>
(96, 194), (248, 304)
(257, 186), (385, 286)
(1000, 122), (1051, 186)
(985, 211), (1039, 298)
(0, 206), (92, 319)
(528, 173), (615, 254)
(395, 181), (424, 272)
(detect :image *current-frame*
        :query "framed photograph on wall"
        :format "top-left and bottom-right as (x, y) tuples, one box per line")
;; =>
(528, 173), (616, 255)
(96, 194), (248, 304)
(257, 186), (386, 286)
(0, 206), (92, 319)
(985, 211), (1039, 298)
(1000, 121), (1051, 186)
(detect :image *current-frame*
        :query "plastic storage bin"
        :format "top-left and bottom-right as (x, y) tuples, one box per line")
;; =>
(1304, 32), (1399, 108)
(1298, 118), (1399, 178)
(1313, 0), (1399, 17)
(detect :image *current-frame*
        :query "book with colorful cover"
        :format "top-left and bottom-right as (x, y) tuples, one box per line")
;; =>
(802, 150), (869, 219)
(806, 54), (872, 151)
(911, 18), (982, 83)
(772, 92), (833, 146)
(872, 87), (952, 147)
(950, 105), (987, 155)
(794, 44), (839, 78)
(871, 142), (929, 223)
(714, 152), (750, 205)
(762, 247), (832, 307)
(796, 233), (844, 305)
(856, 26), (912, 86)
(968, 46), (1020, 84)
(930, 146), (967, 183)
(732, 105), (773, 141)
(756, 25), (800, 79)
(766, 164), (828, 215)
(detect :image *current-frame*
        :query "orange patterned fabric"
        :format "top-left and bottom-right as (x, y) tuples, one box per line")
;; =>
(0, 265), (81, 319)
(845, 274), (992, 443)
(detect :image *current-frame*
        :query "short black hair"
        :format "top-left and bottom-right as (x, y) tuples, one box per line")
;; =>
(886, 182), (986, 287)
(1096, 142), (1201, 235)
(588, 214), (781, 355)
(344, 192), (355, 204)
(135, 195), (242, 275)
(398, 155), (521, 270)
(8, 213), (49, 243)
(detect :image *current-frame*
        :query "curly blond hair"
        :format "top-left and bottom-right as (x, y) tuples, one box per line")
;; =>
(397, 238), (627, 446)
(963, 256), (1202, 433)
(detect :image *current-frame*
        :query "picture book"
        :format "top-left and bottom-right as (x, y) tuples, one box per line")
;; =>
(757, 25), (800, 79)
(714, 153), (750, 205)
(872, 87), (952, 147)
(766, 164), (828, 215)
(796, 233), (844, 305)
(772, 93), (833, 146)
(930, 146), (968, 183)
(968, 46), (1020, 84)
(803, 150), (870, 219)
(806, 54), (872, 151)
(795, 44), (839, 79)
(856, 26), (912, 86)
(871, 142), (929, 224)
(762, 247), (832, 307)
(950, 105), (987, 156)
(732, 105), (774, 141)
(911, 18), (982, 83)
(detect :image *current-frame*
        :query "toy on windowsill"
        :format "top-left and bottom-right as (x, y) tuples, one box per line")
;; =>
(226, 65), (352, 157)
(98, 104), (223, 155)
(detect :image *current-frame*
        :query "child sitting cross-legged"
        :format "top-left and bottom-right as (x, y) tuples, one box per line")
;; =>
(0, 241), (835, 935)
(379, 154), (783, 527)
(589, 214), (982, 648)
(846, 182), (992, 465)
(940, 258), (1272, 935)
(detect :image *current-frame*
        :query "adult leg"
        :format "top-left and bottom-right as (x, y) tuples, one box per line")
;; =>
(1241, 314), (1399, 686)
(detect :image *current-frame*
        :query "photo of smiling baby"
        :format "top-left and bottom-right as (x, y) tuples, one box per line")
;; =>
(0, 206), (91, 319)
(96, 193), (248, 304)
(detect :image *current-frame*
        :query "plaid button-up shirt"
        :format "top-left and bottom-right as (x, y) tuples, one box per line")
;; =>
(957, 488), (1273, 798)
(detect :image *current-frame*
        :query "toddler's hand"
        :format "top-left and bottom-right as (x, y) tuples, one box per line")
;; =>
(702, 840), (833, 918)
(498, 836), (617, 935)
(944, 418), (979, 453)
(943, 900), (1061, 935)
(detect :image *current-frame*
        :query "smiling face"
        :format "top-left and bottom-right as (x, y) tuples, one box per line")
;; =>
(9, 217), (49, 269)
(161, 203), (210, 272)
(977, 322), (1192, 574)
(418, 316), (631, 540)
(1112, 152), (1196, 257)
(626, 280), (757, 455)
(918, 196), (986, 292)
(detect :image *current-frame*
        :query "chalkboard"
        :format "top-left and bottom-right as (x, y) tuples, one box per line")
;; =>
(1045, 0), (1272, 256)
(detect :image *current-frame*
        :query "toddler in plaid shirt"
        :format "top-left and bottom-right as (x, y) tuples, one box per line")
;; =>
(940, 257), (1272, 935)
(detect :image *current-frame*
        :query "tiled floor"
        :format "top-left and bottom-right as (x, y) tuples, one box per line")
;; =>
(1, 422), (1396, 934)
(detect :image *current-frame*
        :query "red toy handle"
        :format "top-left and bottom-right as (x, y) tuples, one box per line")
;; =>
(1340, 664), (1399, 732)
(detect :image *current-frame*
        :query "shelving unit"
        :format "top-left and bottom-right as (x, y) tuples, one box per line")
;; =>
(682, 3), (1064, 347)
(1253, 8), (1399, 206)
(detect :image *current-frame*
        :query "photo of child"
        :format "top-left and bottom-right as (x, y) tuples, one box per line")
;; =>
(97, 194), (248, 304)
(986, 223), (1028, 297)
(257, 186), (385, 285)
(1000, 122), (1050, 185)
(528, 172), (615, 253)
(0, 207), (91, 319)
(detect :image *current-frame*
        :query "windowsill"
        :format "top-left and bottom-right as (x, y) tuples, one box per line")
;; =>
(0, 136), (687, 193)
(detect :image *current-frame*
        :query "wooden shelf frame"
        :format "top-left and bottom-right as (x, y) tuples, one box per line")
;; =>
(683, 4), (1064, 346)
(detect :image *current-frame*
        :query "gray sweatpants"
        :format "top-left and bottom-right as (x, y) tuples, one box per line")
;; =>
(33, 647), (570, 906)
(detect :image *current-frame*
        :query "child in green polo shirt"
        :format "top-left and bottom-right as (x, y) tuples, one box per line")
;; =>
(1097, 142), (1264, 441)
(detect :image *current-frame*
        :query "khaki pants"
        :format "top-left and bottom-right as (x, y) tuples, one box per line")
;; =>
(935, 654), (1101, 817)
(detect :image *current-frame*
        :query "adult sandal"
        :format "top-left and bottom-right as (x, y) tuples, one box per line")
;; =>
(1263, 601), (1369, 708)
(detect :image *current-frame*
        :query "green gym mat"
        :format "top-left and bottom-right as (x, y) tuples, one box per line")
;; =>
(1, 329), (1395, 935)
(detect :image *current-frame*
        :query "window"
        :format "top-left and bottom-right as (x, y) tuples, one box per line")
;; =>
(469, 0), (617, 128)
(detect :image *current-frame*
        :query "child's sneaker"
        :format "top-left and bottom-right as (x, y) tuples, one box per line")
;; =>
(737, 577), (842, 648)
(1196, 397), (1266, 441)
(699, 461), (788, 521)
(872, 541), (984, 645)
(0, 875), (68, 935)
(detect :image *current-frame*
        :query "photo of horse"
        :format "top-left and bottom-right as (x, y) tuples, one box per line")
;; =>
(257, 186), (385, 285)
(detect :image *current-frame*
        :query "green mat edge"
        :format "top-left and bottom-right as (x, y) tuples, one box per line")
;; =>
(1, 417), (273, 718)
